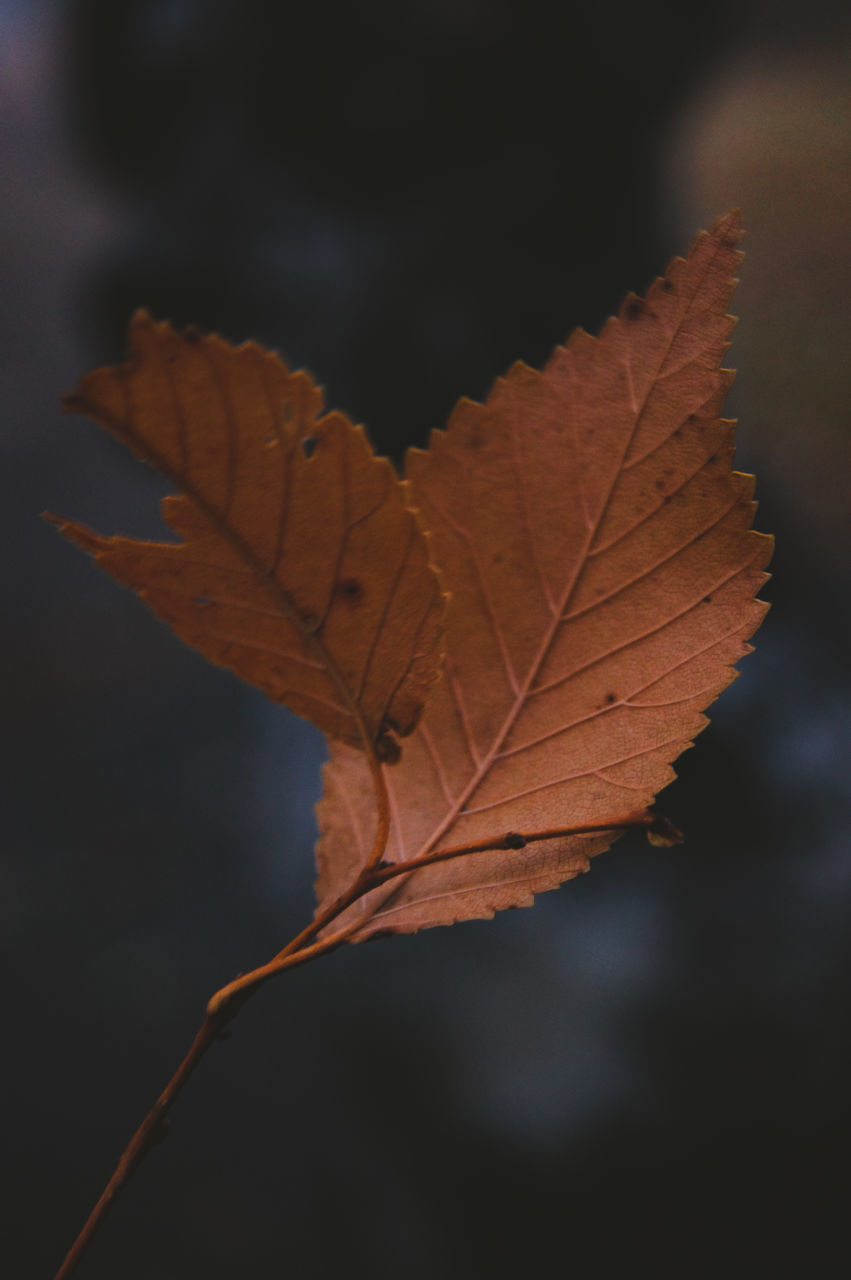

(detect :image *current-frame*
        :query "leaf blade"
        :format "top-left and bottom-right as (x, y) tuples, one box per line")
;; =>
(55, 312), (446, 755)
(316, 210), (772, 935)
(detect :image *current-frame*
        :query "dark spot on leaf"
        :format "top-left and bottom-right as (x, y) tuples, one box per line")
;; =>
(335, 578), (365, 608)
(624, 297), (644, 321)
(605, 692), (617, 704)
(184, 327), (200, 344)
(655, 478), (666, 491)
(196, 596), (210, 607)
(502, 832), (527, 850)
(301, 435), (318, 458)
(673, 428), (682, 439)
(703, 595), (712, 604)
(376, 729), (401, 765)
(662, 279), (674, 292)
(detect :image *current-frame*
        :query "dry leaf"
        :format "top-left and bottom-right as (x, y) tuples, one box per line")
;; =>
(316, 210), (772, 936)
(54, 313), (445, 758)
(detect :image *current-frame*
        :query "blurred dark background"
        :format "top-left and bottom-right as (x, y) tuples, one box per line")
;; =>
(3, 1), (850, 1276)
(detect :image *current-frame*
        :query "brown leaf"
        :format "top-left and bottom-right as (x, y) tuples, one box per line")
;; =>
(53, 312), (445, 758)
(316, 210), (772, 936)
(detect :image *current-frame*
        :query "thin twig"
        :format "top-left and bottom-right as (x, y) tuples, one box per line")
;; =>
(53, 928), (348, 1280)
(53, 804), (677, 1278)
(54, 1016), (220, 1280)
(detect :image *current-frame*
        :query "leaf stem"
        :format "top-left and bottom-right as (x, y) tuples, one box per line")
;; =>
(367, 808), (681, 885)
(363, 745), (391, 872)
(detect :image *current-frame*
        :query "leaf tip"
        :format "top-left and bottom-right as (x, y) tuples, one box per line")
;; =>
(43, 512), (105, 557)
(711, 207), (745, 251)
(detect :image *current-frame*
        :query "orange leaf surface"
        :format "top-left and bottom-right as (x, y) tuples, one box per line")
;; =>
(54, 313), (445, 759)
(316, 211), (772, 936)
